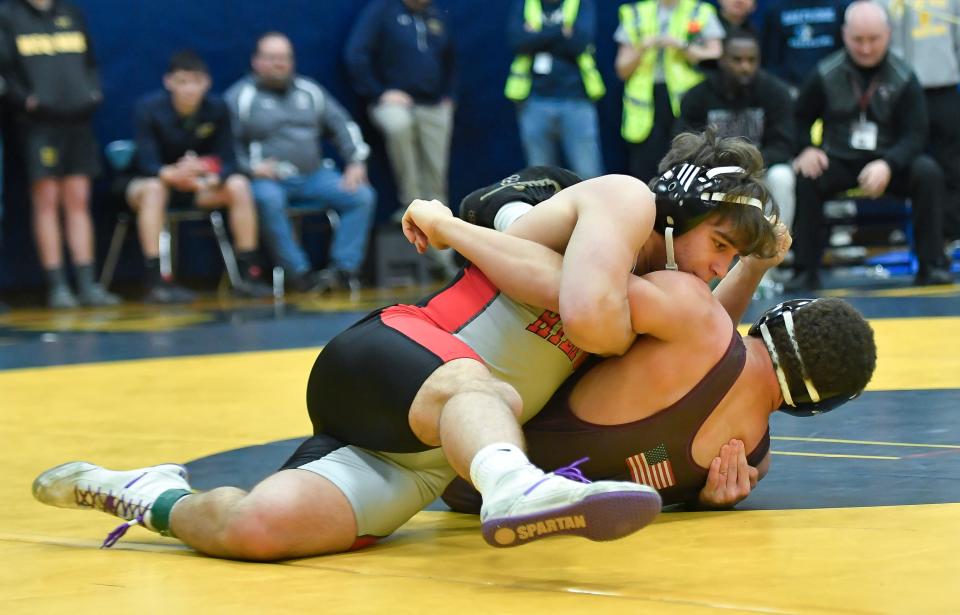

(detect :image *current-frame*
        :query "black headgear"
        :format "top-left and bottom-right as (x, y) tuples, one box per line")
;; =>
(748, 299), (862, 417)
(652, 163), (763, 234)
(651, 163), (765, 270)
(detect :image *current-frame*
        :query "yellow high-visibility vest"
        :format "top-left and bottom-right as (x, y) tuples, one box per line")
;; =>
(619, 0), (715, 143)
(505, 0), (606, 101)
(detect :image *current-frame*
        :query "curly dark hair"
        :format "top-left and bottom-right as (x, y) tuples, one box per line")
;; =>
(768, 298), (877, 401)
(655, 129), (780, 259)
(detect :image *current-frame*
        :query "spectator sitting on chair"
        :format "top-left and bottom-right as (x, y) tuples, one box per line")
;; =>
(126, 50), (270, 303)
(226, 32), (377, 293)
(0, 0), (119, 308)
(676, 31), (797, 232)
(788, 0), (952, 290)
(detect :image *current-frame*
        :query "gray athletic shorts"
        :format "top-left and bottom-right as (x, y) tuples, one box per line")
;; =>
(287, 437), (458, 538)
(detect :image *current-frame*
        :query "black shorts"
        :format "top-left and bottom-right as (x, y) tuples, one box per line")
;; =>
(22, 120), (101, 181)
(305, 304), (482, 453)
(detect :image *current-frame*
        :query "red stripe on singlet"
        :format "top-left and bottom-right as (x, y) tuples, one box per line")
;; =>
(420, 265), (499, 332)
(379, 266), (495, 363)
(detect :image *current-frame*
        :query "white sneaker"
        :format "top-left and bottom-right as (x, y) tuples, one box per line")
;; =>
(33, 461), (190, 532)
(480, 460), (662, 548)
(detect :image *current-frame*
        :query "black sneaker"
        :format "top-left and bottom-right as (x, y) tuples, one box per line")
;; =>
(914, 267), (954, 287)
(334, 269), (362, 293)
(783, 270), (821, 293)
(48, 285), (79, 309)
(77, 283), (121, 307)
(291, 269), (335, 293)
(233, 279), (273, 298)
(144, 281), (196, 304)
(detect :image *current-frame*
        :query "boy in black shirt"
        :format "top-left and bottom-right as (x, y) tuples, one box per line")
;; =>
(126, 50), (268, 302)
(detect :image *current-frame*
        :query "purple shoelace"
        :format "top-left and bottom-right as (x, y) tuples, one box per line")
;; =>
(102, 514), (144, 549)
(523, 457), (592, 495)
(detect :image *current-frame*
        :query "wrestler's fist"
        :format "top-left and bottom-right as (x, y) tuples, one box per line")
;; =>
(402, 199), (453, 254)
(697, 439), (759, 509)
(742, 220), (792, 272)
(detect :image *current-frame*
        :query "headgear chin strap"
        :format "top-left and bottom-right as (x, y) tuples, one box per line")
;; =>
(653, 163), (764, 270)
(748, 299), (861, 417)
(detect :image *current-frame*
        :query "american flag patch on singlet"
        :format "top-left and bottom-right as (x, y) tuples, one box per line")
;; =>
(626, 444), (677, 490)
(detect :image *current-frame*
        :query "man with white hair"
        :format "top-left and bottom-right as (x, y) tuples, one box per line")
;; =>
(787, 0), (952, 290)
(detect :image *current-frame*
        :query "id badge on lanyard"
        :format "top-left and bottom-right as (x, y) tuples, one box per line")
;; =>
(533, 52), (553, 75)
(850, 75), (880, 151)
(851, 112), (878, 151)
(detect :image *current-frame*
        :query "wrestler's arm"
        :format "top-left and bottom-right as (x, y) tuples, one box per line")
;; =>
(624, 269), (724, 343)
(403, 199), (564, 311)
(712, 221), (792, 323)
(506, 175), (657, 355)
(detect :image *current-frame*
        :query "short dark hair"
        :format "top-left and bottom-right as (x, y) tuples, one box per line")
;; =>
(770, 298), (877, 400)
(656, 128), (779, 259)
(167, 50), (208, 75)
(722, 28), (760, 55)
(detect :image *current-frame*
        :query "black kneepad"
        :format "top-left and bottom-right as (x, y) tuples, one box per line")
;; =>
(458, 165), (584, 228)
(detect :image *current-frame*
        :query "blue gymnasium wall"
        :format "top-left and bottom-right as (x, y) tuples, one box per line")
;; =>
(0, 0), (756, 290)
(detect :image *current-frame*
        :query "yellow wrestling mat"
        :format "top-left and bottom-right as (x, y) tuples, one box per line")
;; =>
(2, 318), (960, 613)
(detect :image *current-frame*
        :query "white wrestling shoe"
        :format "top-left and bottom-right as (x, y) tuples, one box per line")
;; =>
(33, 461), (191, 546)
(480, 458), (662, 548)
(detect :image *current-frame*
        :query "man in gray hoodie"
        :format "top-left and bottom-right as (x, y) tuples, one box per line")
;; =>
(880, 0), (960, 241)
(225, 32), (377, 292)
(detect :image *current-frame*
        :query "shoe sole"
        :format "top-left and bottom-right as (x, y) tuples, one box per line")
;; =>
(481, 488), (662, 548)
(32, 461), (190, 506)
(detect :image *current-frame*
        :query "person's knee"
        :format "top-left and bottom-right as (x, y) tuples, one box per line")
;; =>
(374, 105), (415, 136)
(218, 500), (300, 561)
(252, 180), (286, 212)
(765, 163), (795, 191)
(409, 360), (523, 445)
(910, 155), (944, 185)
(354, 184), (377, 213)
(224, 174), (253, 200)
(131, 179), (168, 210)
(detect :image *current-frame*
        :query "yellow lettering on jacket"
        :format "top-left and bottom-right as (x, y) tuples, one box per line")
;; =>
(16, 32), (87, 56)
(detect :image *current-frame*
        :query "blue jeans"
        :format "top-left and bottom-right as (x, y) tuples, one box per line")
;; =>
(517, 96), (603, 179)
(253, 166), (376, 274)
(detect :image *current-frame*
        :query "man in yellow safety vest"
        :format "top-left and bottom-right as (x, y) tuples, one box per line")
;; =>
(505, 0), (606, 179)
(615, 0), (724, 180)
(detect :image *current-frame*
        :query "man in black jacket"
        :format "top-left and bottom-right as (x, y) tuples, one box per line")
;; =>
(677, 31), (797, 231)
(0, 0), (118, 308)
(788, 0), (951, 289)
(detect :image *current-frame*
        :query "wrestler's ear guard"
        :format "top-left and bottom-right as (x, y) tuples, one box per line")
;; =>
(748, 298), (861, 417)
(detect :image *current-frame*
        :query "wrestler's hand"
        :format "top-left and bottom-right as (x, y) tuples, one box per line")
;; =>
(697, 439), (759, 509)
(740, 220), (792, 273)
(402, 199), (453, 254)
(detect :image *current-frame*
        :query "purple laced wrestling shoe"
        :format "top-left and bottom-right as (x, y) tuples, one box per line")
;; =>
(480, 458), (662, 548)
(32, 461), (191, 546)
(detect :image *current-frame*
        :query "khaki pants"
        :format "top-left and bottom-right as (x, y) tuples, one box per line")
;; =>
(370, 101), (454, 208)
